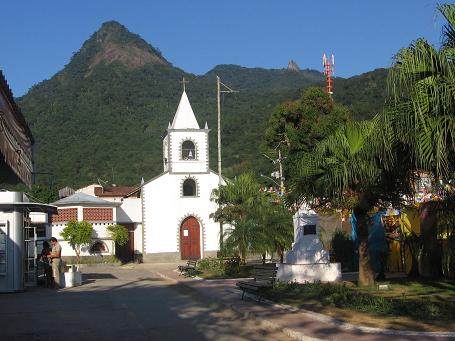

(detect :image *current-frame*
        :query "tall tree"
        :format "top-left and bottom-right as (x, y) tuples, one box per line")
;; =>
(26, 184), (59, 203)
(383, 3), (455, 278)
(264, 86), (351, 186)
(211, 173), (293, 263)
(211, 173), (265, 263)
(386, 4), (455, 179)
(292, 120), (411, 286)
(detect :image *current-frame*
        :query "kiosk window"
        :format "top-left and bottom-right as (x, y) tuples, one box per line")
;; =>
(0, 223), (7, 275)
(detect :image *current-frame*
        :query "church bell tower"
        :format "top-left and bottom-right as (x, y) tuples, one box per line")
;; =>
(163, 87), (209, 174)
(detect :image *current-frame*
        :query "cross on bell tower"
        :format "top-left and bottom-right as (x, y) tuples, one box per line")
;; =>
(180, 77), (189, 92)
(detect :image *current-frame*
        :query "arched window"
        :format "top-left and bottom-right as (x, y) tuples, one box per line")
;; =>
(182, 178), (197, 197)
(181, 140), (196, 160)
(90, 241), (108, 254)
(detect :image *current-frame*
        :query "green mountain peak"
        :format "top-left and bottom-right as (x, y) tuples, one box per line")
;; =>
(63, 20), (170, 79)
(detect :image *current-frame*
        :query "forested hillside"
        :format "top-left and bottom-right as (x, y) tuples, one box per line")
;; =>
(18, 21), (387, 187)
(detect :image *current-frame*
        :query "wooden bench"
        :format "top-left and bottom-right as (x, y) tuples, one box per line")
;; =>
(236, 264), (277, 302)
(178, 257), (198, 275)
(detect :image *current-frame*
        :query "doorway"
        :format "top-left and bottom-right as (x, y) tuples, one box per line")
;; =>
(115, 223), (135, 263)
(180, 217), (201, 260)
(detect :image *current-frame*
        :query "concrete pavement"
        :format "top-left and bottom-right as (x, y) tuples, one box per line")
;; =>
(2, 263), (453, 341)
(0, 264), (291, 341)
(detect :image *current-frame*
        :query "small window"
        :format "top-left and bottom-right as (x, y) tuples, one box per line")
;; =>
(182, 140), (196, 160)
(303, 225), (317, 235)
(183, 179), (197, 197)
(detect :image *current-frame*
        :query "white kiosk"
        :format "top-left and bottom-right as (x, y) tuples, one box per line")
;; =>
(0, 191), (56, 292)
(277, 206), (341, 283)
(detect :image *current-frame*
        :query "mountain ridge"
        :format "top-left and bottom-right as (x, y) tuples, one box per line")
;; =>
(17, 21), (388, 188)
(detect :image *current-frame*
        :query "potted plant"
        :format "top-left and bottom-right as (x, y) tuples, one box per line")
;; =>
(60, 220), (93, 287)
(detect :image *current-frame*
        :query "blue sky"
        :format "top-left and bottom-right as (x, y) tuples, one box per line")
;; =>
(1, 0), (444, 96)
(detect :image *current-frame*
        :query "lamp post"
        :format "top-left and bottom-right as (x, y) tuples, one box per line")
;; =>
(216, 76), (238, 252)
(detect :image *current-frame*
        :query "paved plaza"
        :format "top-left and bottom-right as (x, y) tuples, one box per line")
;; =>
(1, 263), (454, 341)
(0, 264), (291, 341)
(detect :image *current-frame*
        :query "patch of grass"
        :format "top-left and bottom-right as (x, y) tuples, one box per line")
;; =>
(358, 279), (455, 302)
(265, 280), (455, 323)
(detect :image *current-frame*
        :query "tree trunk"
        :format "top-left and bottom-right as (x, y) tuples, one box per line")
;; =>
(240, 235), (247, 265)
(75, 246), (81, 271)
(419, 204), (442, 278)
(355, 209), (375, 287)
(406, 239), (420, 278)
(262, 253), (266, 264)
(219, 222), (224, 254)
(241, 250), (246, 265)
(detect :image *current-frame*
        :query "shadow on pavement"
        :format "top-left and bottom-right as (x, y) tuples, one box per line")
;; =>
(0, 271), (290, 341)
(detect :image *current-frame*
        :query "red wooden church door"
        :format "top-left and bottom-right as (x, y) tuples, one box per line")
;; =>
(180, 217), (200, 260)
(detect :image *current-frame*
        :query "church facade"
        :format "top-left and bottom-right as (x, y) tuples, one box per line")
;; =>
(141, 90), (221, 261)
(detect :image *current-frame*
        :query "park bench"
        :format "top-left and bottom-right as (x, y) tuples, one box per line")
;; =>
(178, 257), (199, 275)
(236, 264), (277, 302)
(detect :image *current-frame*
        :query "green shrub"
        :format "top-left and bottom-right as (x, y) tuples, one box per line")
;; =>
(197, 257), (243, 277)
(61, 220), (93, 265)
(107, 224), (129, 246)
(197, 258), (225, 276)
(224, 257), (241, 275)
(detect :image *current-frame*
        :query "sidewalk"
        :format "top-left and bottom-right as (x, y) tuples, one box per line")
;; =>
(157, 269), (455, 341)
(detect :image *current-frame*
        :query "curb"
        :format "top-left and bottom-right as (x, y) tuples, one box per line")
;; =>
(157, 271), (455, 340)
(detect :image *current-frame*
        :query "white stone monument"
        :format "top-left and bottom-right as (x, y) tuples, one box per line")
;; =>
(277, 206), (341, 283)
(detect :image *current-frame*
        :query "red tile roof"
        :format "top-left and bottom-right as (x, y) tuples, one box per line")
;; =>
(94, 186), (139, 198)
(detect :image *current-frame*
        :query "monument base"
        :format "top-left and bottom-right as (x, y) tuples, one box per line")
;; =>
(277, 263), (341, 283)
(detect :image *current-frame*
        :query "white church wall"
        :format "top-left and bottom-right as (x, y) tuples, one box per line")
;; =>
(169, 130), (209, 174)
(143, 172), (220, 257)
(197, 173), (221, 252)
(134, 223), (143, 255)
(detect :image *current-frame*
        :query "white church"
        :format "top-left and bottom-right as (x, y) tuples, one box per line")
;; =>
(140, 89), (221, 262)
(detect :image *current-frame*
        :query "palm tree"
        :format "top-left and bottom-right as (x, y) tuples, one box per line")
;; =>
(211, 173), (294, 264)
(262, 203), (294, 263)
(386, 4), (455, 179)
(293, 120), (408, 286)
(211, 173), (267, 263)
(383, 4), (455, 278)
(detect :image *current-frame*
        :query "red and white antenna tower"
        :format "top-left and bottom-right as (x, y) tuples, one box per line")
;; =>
(322, 53), (335, 96)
